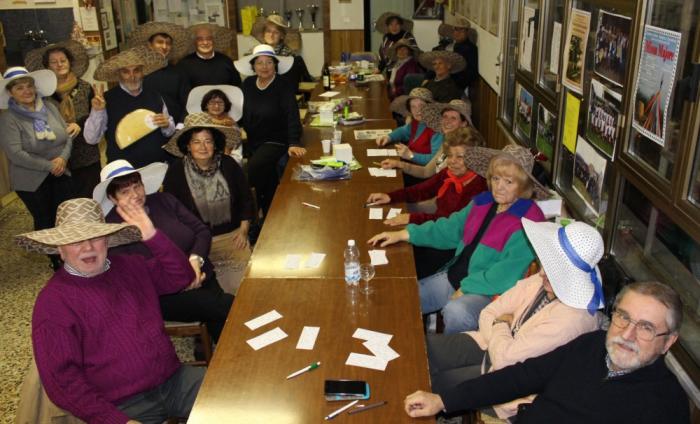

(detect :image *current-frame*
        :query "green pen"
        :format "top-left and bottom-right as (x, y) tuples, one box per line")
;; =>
(286, 361), (321, 379)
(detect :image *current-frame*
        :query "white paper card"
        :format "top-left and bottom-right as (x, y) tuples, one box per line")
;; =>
(386, 208), (401, 219)
(305, 252), (326, 268)
(319, 91), (340, 98)
(369, 208), (383, 220)
(346, 352), (389, 371)
(363, 340), (400, 361)
(368, 168), (397, 177)
(536, 198), (563, 218)
(296, 326), (320, 350)
(353, 328), (393, 343)
(369, 249), (388, 266)
(285, 254), (302, 269)
(246, 327), (288, 350)
(245, 309), (283, 330)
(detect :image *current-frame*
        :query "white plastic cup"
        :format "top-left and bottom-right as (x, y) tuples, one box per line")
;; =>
(321, 139), (331, 154)
(333, 130), (342, 144)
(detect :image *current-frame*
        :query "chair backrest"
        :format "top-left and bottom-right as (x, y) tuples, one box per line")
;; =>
(403, 73), (426, 94)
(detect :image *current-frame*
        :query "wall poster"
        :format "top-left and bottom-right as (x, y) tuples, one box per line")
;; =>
(519, 6), (536, 73)
(536, 104), (556, 168)
(586, 78), (622, 159)
(631, 25), (682, 147)
(562, 8), (591, 94)
(593, 10), (631, 88)
(514, 83), (534, 142)
(573, 136), (607, 216)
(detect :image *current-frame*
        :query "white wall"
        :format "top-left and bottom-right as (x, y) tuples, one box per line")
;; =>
(330, 0), (363, 30)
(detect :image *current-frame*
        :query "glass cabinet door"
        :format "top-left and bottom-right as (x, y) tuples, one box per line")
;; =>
(538, 0), (566, 95)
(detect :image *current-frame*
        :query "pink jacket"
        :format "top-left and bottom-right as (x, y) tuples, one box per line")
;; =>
(465, 274), (603, 418)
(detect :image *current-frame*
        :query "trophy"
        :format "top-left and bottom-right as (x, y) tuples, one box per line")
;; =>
(295, 8), (305, 31)
(308, 4), (319, 30)
(284, 10), (293, 28)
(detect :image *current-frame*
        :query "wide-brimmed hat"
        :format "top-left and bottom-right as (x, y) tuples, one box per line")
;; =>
(233, 44), (293, 76)
(390, 87), (433, 117)
(25, 40), (90, 77)
(251, 15), (301, 52)
(186, 85), (243, 121)
(93, 46), (166, 82)
(0, 67), (57, 109)
(163, 112), (240, 158)
(422, 99), (473, 131)
(14, 198), (142, 255)
(522, 218), (605, 314)
(93, 159), (168, 214)
(375, 12), (414, 34)
(465, 144), (550, 199)
(189, 23), (233, 52)
(418, 50), (466, 74)
(438, 16), (471, 38)
(388, 39), (421, 61)
(127, 21), (190, 61)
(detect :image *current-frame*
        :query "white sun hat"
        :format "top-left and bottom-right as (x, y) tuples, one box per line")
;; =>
(92, 159), (168, 215)
(186, 84), (243, 121)
(522, 218), (605, 315)
(0, 67), (57, 109)
(233, 44), (293, 76)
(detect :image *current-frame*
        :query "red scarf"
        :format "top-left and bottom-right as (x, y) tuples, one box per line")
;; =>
(437, 170), (477, 198)
(407, 120), (434, 153)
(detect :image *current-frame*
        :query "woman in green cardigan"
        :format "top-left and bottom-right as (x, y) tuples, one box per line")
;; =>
(369, 145), (548, 333)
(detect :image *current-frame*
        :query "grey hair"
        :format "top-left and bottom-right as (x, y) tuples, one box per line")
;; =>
(613, 281), (683, 334)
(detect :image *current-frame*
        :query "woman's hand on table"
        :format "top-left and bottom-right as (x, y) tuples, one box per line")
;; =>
(50, 157), (66, 176)
(231, 222), (250, 250)
(366, 192), (390, 205)
(65, 123), (81, 138)
(384, 213), (410, 226)
(376, 135), (390, 146)
(288, 146), (307, 157)
(404, 390), (445, 418)
(395, 143), (413, 160)
(367, 230), (409, 247)
(381, 158), (402, 169)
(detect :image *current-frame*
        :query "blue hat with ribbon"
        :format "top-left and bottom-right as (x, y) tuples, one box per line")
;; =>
(522, 218), (605, 315)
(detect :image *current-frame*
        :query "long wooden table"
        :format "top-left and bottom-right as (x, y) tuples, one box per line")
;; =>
(188, 81), (433, 423)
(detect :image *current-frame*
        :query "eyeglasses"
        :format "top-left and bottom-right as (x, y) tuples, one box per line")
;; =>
(611, 308), (671, 342)
(48, 59), (69, 66)
(207, 100), (225, 106)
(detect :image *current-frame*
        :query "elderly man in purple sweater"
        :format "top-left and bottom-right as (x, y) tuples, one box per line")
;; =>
(17, 197), (203, 424)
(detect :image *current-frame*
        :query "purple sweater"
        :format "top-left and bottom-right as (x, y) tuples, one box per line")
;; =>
(31, 231), (195, 424)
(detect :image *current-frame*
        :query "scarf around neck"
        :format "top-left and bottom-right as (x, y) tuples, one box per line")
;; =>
(183, 154), (231, 227)
(9, 97), (56, 141)
(55, 72), (78, 123)
(437, 169), (477, 198)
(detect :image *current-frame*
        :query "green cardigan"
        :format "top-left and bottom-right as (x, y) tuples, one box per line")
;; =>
(407, 193), (545, 295)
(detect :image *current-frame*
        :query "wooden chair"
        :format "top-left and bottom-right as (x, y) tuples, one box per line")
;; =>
(164, 321), (213, 366)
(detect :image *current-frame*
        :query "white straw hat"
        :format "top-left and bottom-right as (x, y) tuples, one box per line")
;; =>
(92, 160), (168, 215)
(522, 218), (605, 314)
(233, 44), (293, 76)
(0, 67), (57, 108)
(186, 84), (243, 121)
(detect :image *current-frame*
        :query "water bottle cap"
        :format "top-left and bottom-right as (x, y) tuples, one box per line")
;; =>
(348, 240), (355, 246)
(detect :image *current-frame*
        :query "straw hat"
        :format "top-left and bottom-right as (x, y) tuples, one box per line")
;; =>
(0, 67), (57, 109)
(522, 218), (605, 314)
(189, 23), (233, 52)
(92, 160), (168, 214)
(419, 51), (466, 74)
(93, 46), (166, 82)
(186, 84), (243, 121)
(233, 44), (294, 76)
(251, 15), (302, 52)
(387, 39), (421, 61)
(25, 40), (90, 77)
(375, 12), (414, 34)
(421, 99), (473, 131)
(163, 112), (240, 158)
(390, 87), (433, 117)
(464, 144), (550, 199)
(14, 198), (142, 255)
(127, 21), (190, 61)
(438, 16), (471, 38)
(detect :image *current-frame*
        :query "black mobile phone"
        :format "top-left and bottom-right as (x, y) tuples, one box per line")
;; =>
(324, 379), (370, 401)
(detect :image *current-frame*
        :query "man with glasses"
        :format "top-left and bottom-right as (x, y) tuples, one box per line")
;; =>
(405, 281), (689, 423)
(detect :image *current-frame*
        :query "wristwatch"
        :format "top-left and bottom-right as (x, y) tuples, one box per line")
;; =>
(189, 254), (204, 268)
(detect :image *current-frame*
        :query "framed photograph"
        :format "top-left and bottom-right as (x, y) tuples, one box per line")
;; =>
(514, 83), (534, 143)
(593, 10), (631, 88)
(631, 25), (682, 147)
(519, 6), (536, 73)
(536, 104), (556, 170)
(562, 8), (591, 94)
(573, 136), (608, 216)
(585, 79), (622, 159)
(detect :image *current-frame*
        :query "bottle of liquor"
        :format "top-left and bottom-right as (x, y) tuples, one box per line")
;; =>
(322, 63), (331, 91)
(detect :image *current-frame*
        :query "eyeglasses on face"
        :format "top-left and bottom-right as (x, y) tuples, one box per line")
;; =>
(611, 308), (671, 342)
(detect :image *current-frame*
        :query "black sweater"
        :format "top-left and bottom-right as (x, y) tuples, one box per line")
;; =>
(177, 52), (242, 90)
(144, 64), (190, 124)
(239, 74), (302, 150)
(441, 331), (689, 423)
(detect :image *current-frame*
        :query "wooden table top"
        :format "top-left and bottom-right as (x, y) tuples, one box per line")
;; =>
(246, 181), (415, 279)
(187, 277), (433, 424)
(309, 81), (393, 120)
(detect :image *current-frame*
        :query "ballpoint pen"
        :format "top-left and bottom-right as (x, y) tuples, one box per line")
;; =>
(286, 361), (321, 379)
(325, 400), (358, 420)
(348, 400), (388, 415)
(364, 201), (380, 208)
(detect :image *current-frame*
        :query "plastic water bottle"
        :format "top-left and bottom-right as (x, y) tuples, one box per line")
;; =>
(344, 240), (361, 286)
